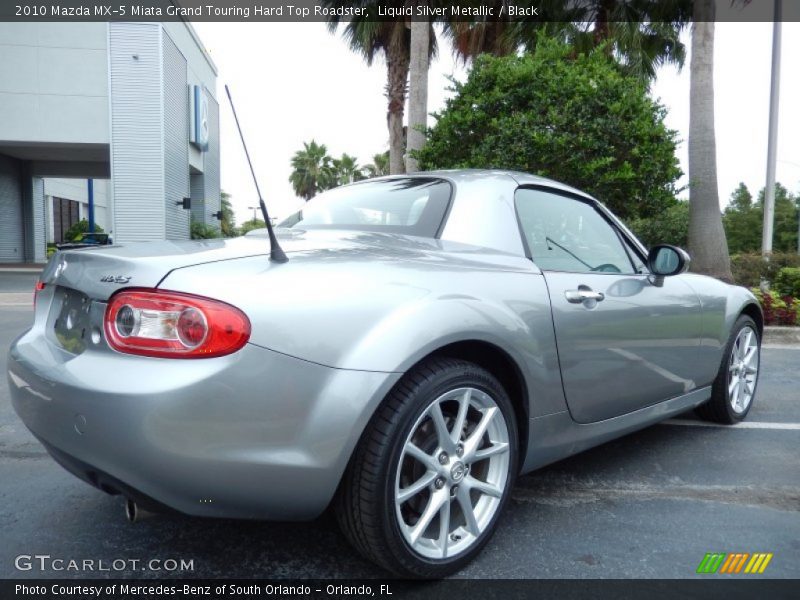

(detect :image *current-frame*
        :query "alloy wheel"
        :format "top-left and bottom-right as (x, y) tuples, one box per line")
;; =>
(394, 387), (510, 560)
(728, 325), (759, 414)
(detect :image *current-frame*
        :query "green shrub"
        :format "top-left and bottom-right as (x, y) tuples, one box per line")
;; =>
(190, 222), (221, 239)
(416, 41), (682, 221)
(731, 252), (800, 288)
(731, 254), (767, 287)
(239, 219), (266, 235)
(774, 267), (800, 297)
(751, 287), (799, 326)
(628, 201), (689, 248)
(64, 219), (104, 242)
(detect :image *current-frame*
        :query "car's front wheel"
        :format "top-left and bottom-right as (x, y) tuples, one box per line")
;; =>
(336, 357), (518, 578)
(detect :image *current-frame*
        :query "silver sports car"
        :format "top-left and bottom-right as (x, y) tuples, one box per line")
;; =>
(8, 170), (761, 577)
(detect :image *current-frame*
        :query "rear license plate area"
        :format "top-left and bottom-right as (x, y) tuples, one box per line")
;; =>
(49, 286), (94, 354)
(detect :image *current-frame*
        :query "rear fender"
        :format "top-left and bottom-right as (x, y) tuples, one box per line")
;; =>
(340, 285), (567, 419)
(681, 274), (762, 387)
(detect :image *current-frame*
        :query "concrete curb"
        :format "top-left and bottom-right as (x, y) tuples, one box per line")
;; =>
(763, 326), (800, 346)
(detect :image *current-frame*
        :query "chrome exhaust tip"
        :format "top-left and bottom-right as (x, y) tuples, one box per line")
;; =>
(125, 499), (156, 523)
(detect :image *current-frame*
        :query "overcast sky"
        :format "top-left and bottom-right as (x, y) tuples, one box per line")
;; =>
(192, 21), (800, 225)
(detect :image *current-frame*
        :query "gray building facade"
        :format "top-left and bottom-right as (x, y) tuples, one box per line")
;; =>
(0, 22), (220, 263)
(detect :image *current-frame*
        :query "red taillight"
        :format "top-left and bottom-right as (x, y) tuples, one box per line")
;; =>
(104, 289), (251, 359)
(33, 281), (46, 307)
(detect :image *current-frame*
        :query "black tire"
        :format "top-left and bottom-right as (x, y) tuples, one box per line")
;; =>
(696, 315), (760, 424)
(335, 357), (518, 578)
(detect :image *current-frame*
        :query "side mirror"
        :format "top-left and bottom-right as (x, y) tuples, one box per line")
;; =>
(647, 244), (690, 277)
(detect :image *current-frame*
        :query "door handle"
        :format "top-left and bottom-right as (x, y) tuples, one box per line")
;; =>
(565, 288), (605, 303)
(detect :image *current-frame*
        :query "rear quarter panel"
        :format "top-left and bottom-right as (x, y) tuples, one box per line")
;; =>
(159, 252), (568, 418)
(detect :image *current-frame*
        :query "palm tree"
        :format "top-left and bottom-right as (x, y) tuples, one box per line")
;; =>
(333, 153), (364, 185)
(408, 0), (535, 171)
(687, 0), (733, 281)
(406, 12), (430, 173)
(219, 191), (238, 237)
(289, 140), (335, 201)
(364, 151), (390, 178)
(444, 0), (528, 60)
(445, 1), (689, 82)
(594, 0), (689, 81)
(322, 1), (437, 174)
(511, 0), (690, 82)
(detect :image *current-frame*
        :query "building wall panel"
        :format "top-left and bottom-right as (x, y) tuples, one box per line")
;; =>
(163, 32), (189, 240)
(0, 22), (109, 144)
(203, 96), (221, 230)
(108, 22), (164, 242)
(31, 176), (46, 262)
(190, 172), (205, 223)
(18, 164), (46, 263)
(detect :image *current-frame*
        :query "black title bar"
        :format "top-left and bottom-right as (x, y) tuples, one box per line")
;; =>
(2, 0), (799, 23)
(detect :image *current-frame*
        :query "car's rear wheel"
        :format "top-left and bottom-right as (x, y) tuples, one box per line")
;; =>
(335, 357), (518, 578)
(696, 315), (760, 424)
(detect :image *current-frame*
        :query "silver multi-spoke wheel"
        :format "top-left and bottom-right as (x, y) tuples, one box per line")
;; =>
(697, 315), (760, 424)
(394, 387), (510, 560)
(728, 325), (759, 414)
(336, 358), (515, 576)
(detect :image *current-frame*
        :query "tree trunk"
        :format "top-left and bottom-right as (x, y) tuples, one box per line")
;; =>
(593, 0), (614, 47)
(386, 39), (409, 175)
(406, 17), (430, 173)
(688, 0), (733, 282)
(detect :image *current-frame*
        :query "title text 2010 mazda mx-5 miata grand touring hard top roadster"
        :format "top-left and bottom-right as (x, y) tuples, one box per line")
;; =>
(8, 170), (762, 577)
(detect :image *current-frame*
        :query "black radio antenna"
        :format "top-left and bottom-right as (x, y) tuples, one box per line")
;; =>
(224, 84), (288, 263)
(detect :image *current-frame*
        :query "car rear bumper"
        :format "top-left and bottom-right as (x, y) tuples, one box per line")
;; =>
(8, 329), (400, 520)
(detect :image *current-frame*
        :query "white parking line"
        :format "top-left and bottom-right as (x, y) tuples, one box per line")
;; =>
(0, 293), (31, 307)
(662, 419), (800, 430)
(762, 344), (800, 350)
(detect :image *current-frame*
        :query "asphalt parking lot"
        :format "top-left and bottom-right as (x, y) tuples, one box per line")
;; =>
(1, 271), (798, 579)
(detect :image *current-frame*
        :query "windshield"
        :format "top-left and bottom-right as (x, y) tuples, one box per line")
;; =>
(279, 178), (452, 237)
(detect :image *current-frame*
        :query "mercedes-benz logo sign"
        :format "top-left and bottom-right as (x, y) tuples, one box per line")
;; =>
(200, 99), (209, 142)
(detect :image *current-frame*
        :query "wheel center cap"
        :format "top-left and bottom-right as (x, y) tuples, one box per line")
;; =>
(450, 461), (466, 483)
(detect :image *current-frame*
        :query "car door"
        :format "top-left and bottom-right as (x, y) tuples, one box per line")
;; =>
(515, 187), (702, 423)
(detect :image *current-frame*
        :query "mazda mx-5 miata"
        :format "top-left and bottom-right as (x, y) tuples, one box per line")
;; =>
(8, 170), (761, 577)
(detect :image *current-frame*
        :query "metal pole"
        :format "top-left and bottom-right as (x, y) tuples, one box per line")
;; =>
(762, 0), (782, 255)
(87, 178), (95, 233)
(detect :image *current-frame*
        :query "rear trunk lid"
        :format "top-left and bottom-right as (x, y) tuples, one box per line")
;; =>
(42, 229), (530, 301)
(41, 237), (272, 301)
(38, 237), (274, 356)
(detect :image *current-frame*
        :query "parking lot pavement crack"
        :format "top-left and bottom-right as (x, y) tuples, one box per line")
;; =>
(0, 449), (49, 459)
(511, 482), (800, 512)
(0, 441), (48, 460)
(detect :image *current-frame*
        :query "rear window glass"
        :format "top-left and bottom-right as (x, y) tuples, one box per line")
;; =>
(279, 178), (452, 237)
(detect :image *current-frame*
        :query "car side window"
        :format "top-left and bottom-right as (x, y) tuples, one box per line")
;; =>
(514, 188), (636, 275)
